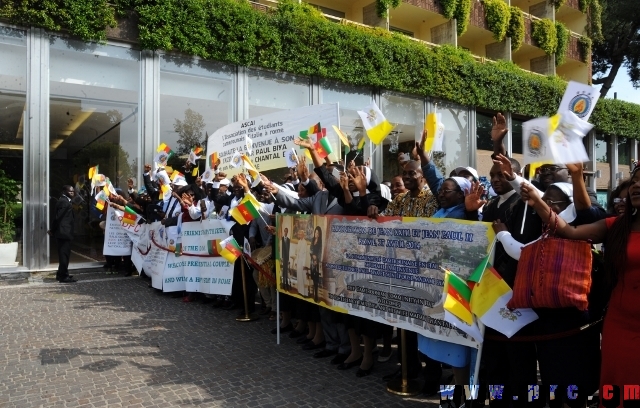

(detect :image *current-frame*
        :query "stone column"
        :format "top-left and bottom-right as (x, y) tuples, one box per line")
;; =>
(430, 20), (457, 46)
(363, 2), (389, 29)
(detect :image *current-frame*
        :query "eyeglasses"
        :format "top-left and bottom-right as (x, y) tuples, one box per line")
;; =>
(439, 189), (460, 194)
(543, 199), (568, 205)
(614, 197), (627, 204)
(402, 170), (420, 177)
(539, 166), (567, 175)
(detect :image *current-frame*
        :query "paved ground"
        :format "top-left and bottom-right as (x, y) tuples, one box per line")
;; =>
(0, 270), (440, 408)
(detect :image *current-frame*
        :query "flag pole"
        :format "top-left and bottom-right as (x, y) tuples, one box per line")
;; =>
(386, 329), (421, 396)
(276, 291), (281, 345)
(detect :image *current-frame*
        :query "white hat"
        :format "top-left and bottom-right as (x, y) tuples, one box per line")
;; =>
(380, 184), (392, 202)
(449, 177), (472, 195)
(173, 179), (188, 187)
(453, 166), (479, 181)
(219, 178), (230, 186)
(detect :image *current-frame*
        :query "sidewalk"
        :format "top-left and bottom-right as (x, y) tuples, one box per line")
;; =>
(0, 271), (439, 408)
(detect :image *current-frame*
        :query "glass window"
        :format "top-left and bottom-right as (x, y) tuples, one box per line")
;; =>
(49, 37), (140, 265)
(511, 117), (525, 174)
(432, 99), (470, 177)
(476, 111), (495, 181)
(320, 80), (371, 166)
(248, 69), (310, 117)
(160, 55), (234, 172)
(595, 134), (611, 190)
(380, 92), (424, 181)
(0, 27), (26, 267)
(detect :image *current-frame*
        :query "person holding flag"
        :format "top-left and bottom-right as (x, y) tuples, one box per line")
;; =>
(209, 174), (255, 315)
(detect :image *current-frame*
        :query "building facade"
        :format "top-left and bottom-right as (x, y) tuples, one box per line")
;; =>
(0, 0), (637, 272)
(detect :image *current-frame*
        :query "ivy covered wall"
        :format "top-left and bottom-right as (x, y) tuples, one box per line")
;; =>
(1, 0), (638, 139)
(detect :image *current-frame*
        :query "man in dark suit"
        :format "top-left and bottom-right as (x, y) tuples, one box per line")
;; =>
(49, 185), (77, 283)
(281, 227), (290, 290)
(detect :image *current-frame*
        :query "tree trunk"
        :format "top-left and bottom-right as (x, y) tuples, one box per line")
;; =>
(598, 59), (623, 99)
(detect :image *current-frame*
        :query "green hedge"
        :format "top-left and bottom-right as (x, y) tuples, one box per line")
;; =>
(483, 0), (510, 42)
(507, 6), (525, 51)
(555, 22), (570, 66)
(1, 0), (639, 138)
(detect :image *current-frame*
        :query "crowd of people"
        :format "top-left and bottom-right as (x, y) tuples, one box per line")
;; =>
(51, 112), (640, 407)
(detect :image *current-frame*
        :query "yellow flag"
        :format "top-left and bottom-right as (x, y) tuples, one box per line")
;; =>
(332, 125), (350, 147)
(424, 112), (438, 151)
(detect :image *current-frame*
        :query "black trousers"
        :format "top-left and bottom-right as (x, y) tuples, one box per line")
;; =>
(231, 258), (256, 313)
(56, 239), (71, 280)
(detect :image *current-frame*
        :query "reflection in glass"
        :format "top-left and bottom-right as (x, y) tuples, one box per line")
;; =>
(0, 27), (26, 267)
(248, 69), (310, 117)
(476, 112), (495, 179)
(380, 93), (423, 181)
(320, 80), (371, 166)
(248, 69), (310, 182)
(160, 56), (234, 173)
(49, 37), (140, 265)
(433, 100), (470, 177)
(595, 134), (611, 190)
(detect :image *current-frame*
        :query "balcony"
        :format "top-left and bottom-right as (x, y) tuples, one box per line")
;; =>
(567, 32), (587, 63)
(402, 0), (442, 14)
(469, 0), (489, 31)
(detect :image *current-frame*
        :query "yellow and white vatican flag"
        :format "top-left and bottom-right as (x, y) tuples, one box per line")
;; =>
(522, 111), (592, 172)
(424, 111), (445, 152)
(558, 81), (599, 122)
(357, 101), (394, 145)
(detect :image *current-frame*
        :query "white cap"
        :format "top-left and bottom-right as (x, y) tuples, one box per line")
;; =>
(219, 178), (230, 186)
(453, 166), (479, 181)
(173, 179), (188, 187)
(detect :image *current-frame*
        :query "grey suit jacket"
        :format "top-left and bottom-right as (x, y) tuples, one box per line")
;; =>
(274, 189), (342, 215)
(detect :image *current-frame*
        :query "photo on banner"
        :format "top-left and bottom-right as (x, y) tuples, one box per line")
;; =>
(275, 214), (496, 348)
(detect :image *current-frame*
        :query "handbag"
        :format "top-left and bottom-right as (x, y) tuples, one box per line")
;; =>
(507, 210), (593, 311)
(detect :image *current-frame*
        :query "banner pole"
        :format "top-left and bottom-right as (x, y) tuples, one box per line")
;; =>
(471, 322), (485, 390)
(386, 329), (421, 396)
(235, 258), (258, 322)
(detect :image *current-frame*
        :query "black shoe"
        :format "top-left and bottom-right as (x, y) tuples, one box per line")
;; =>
(59, 277), (77, 283)
(382, 368), (401, 381)
(337, 356), (363, 370)
(297, 337), (312, 345)
(356, 363), (374, 377)
(271, 323), (293, 335)
(222, 302), (237, 310)
(313, 349), (337, 359)
(302, 341), (326, 351)
(330, 353), (348, 365)
(288, 329), (305, 339)
(211, 299), (225, 308)
(422, 382), (440, 396)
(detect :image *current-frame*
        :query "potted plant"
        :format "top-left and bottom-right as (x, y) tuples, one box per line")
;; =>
(0, 160), (20, 266)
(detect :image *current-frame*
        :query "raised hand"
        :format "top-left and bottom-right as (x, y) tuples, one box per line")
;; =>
(465, 181), (487, 212)
(415, 129), (430, 164)
(493, 153), (515, 181)
(339, 171), (349, 191)
(181, 192), (193, 207)
(566, 162), (583, 175)
(491, 113), (508, 142)
(351, 166), (367, 193)
(127, 178), (134, 189)
(297, 156), (309, 182)
(520, 182), (542, 207)
(294, 137), (314, 150)
(235, 173), (249, 189)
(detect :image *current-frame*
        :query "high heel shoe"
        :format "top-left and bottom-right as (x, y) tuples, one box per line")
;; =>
(337, 356), (363, 370)
(356, 362), (374, 377)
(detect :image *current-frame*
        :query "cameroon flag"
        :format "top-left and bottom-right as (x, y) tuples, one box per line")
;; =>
(443, 270), (473, 325)
(207, 240), (221, 256)
(315, 137), (333, 159)
(229, 195), (261, 225)
(219, 236), (242, 264)
(157, 142), (174, 155)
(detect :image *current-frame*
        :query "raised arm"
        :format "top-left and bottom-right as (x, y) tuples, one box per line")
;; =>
(520, 183), (607, 243)
(491, 113), (508, 159)
(566, 162), (591, 211)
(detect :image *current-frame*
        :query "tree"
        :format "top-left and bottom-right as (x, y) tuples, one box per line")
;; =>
(591, 0), (640, 98)
(174, 108), (206, 155)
